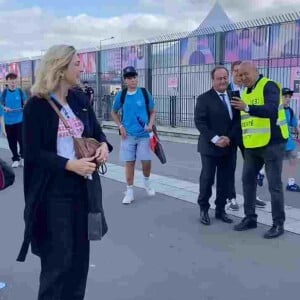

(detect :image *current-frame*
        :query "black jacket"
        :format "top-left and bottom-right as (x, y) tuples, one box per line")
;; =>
(194, 88), (240, 156)
(17, 89), (113, 262)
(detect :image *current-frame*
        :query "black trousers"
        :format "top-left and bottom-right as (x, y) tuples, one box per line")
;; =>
(242, 143), (285, 224)
(37, 173), (90, 300)
(197, 151), (236, 213)
(5, 122), (23, 161)
(227, 144), (245, 200)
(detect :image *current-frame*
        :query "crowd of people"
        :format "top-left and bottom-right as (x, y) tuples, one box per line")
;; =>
(0, 43), (299, 299)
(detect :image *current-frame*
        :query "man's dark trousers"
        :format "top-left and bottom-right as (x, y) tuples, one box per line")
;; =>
(242, 143), (285, 224)
(5, 122), (23, 161)
(198, 150), (236, 213)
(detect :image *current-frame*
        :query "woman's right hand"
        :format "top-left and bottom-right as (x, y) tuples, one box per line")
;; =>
(65, 157), (97, 177)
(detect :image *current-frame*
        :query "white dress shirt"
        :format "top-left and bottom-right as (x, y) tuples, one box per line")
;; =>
(211, 91), (233, 144)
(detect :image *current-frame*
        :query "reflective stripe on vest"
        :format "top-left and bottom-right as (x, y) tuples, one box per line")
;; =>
(243, 128), (270, 134)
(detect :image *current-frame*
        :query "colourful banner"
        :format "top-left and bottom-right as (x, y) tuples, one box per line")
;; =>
(224, 26), (269, 62)
(33, 59), (41, 76)
(79, 52), (96, 73)
(100, 48), (122, 83)
(181, 35), (215, 65)
(8, 62), (20, 77)
(270, 20), (300, 59)
(20, 61), (32, 78)
(0, 64), (9, 80)
(122, 45), (147, 69)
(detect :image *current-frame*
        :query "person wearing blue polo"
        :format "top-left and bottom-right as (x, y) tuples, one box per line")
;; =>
(0, 73), (27, 168)
(111, 66), (156, 204)
(282, 88), (300, 192)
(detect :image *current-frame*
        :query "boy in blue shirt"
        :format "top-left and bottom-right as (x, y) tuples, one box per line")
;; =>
(111, 66), (156, 204)
(282, 88), (300, 192)
(0, 73), (27, 168)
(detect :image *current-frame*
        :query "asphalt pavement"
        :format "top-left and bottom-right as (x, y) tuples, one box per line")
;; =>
(1, 134), (300, 299)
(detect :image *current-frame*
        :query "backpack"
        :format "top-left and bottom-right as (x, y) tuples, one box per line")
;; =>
(1, 88), (25, 107)
(0, 158), (15, 191)
(120, 87), (150, 120)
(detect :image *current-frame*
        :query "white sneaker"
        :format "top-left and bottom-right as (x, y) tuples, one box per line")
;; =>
(12, 161), (19, 168)
(19, 159), (24, 167)
(122, 191), (134, 204)
(145, 185), (156, 196)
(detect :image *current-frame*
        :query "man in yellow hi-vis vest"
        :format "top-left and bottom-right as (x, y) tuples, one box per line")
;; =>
(231, 61), (288, 239)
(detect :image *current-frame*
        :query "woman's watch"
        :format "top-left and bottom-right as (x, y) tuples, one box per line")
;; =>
(118, 124), (123, 129)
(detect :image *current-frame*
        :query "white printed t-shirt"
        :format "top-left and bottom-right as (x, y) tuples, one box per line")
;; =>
(57, 104), (84, 160)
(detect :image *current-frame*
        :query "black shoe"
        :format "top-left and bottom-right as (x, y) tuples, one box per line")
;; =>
(200, 211), (210, 225)
(215, 212), (233, 224)
(234, 217), (257, 231)
(263, 224), (284, 239)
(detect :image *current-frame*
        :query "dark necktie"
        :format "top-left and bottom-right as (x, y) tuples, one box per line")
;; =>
(220, 93), (231, 118)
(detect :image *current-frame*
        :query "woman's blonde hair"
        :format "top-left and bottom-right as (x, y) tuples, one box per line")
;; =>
(31, 45), (76, 99)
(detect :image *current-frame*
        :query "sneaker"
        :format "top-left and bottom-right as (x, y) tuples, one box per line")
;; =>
(122, 191), (134, 204)
(19, 158), (24, 167)
(256, 173), (265, 187)
(0, 282), (6, 289)
(12, 161), (19, 168)
(145, 185), (156, 196)
(255, 196), (266, 208)
(227, 198), (239, 211)
(286, 183), (300, 192)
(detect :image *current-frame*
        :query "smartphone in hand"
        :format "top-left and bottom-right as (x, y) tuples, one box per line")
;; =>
(230, 90), (240, 99)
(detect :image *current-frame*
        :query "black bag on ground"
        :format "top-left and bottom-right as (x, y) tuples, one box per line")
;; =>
(0, 158), (15, 191)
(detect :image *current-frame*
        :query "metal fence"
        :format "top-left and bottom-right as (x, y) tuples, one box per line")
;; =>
(1, 11), (300, 127)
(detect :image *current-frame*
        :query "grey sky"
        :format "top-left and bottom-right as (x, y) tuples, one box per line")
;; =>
(0, 0), (299, 61)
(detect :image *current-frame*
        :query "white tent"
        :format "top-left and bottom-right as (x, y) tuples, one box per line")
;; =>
(195, 1), (233, 31)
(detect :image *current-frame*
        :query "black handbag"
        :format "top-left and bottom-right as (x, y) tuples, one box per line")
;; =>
(0, 158), (15, 191)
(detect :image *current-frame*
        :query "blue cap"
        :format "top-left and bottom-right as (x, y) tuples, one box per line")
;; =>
(123, 66), (138, 78)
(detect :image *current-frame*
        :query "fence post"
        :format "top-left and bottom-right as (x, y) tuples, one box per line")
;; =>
(169, 96), (176, 127)
(215, 31), (225, 65)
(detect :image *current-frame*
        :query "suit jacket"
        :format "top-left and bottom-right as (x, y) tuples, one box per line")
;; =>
(194, 88), (240, 156)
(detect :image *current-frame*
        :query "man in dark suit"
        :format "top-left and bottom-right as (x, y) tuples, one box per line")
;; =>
(194, 66), (240, 225)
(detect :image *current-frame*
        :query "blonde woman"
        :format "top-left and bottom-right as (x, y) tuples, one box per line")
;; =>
(16, 45), (112, 300)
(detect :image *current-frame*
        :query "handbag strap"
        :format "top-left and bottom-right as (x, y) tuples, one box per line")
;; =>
(47, 99), (74, 137)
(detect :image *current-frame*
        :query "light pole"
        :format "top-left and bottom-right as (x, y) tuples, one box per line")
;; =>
(99, 36), (115, 51)
(97, 36), (115, 122)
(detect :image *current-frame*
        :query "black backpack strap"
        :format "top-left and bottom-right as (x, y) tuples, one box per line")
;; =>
(120, 88), (128, 122)
(120, 88), (127, 106)
(1, 89), (7, 106)
(141, 87), (150, 120)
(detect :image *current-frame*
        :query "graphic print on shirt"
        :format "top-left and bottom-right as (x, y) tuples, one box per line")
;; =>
(57, 117), (84, 138)
(56, 104), (84, 160)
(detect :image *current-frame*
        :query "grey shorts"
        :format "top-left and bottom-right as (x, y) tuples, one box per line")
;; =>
(284, 150), (297, 160)
(120, 136), (152, 162)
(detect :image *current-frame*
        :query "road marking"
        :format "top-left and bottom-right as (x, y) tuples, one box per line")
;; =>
(1, 137), (300, 235)
(104, 163), (300, 235)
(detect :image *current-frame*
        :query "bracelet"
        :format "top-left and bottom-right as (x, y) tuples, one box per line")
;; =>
(119, 124), (123, 129)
